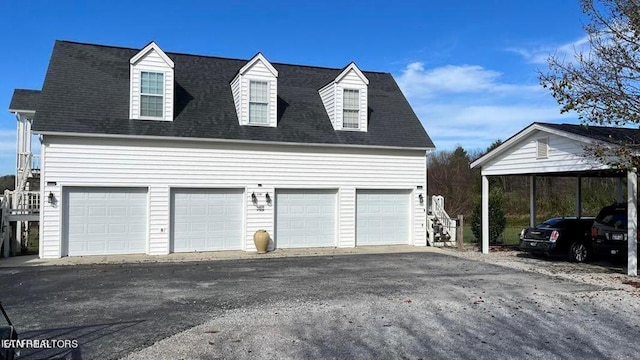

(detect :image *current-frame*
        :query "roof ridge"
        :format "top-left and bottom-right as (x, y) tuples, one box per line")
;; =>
(55, 40), (390, 75)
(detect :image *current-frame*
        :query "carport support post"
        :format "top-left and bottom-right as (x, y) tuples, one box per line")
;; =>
(530, 176), (537, 228)
(627, 169), (638, 277)
(576, 176), (582, 218)
(482, 175), (489, 254)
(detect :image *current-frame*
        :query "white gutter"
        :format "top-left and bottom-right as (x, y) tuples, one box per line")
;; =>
(34, 130), (435, 152)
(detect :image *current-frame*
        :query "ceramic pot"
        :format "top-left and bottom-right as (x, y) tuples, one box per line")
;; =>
(253, 230), (270, 254)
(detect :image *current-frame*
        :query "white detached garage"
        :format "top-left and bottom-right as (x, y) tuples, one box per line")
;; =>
(15, 40), (437, 259)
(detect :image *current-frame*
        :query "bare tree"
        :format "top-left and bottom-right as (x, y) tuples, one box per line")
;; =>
(540, 0), (640, 168)
(428, 146), (480, 217)
(0, 175), (15, 192)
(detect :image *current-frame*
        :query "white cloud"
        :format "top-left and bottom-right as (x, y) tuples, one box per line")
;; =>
(396, 62), (541, 99)
(506, 36), (590, 65)
(395, 62), (574, 152)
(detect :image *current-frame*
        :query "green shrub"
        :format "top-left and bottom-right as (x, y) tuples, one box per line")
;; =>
(471, 192), (507, 244)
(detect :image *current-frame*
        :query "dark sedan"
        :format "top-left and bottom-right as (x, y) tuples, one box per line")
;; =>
(519, 217), (595, 262)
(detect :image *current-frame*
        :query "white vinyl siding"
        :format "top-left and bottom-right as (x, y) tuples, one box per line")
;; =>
(338, 187), (356, 247)
(171, 189), (243, 252)
(275, 190), (336, 248)
(39, 136), (427, 258)
(482, 131), (609, 176)
(63, 187), (148, 256)
(319, 83), (336, 127)
(231, 75), (241, 119)
(140, 72), (164, 118)
(249, 81), (269, 125)
(342, 89), (360, 129)
(356, 190), (410, 245)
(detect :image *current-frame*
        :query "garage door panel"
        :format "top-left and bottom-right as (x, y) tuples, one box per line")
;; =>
(357, 190), (410, 246)
(65, 187), (148, 256)
(172, 189), (243, 252)
(86, 192), (107, 200)
(276, 190), (336, 248)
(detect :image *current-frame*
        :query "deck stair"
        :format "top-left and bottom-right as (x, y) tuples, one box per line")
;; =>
(2, 110), (41, 257)
(427, 195), (457, 247)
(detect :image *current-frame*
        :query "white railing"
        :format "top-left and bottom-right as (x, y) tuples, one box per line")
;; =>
(31, 154), (41, 172)
(6, 190), (41, 214)
(1, 190), (39, 258)
(16, 152), (40, 193)
(430, 195), (457, 244)
(16, 152), (32, 192)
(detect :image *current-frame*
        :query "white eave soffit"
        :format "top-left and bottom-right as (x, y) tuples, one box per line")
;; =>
(9, 109), (36, 115)
(130, 41), (175, 68)
(238, 53), (278, 77)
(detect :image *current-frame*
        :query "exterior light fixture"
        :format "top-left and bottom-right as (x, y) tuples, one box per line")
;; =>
(251, 192), (258, 205)
(48, 192), (55, 204)
(265, 192), (271, 204)
(418, 194), (424, 205)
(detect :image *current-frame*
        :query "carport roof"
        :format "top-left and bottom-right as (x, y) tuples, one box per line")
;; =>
(470, 122), (639, 175)
(543, 123), (640, 145)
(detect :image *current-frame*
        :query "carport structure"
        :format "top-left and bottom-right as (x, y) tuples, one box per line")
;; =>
(471, 122), (638, 276)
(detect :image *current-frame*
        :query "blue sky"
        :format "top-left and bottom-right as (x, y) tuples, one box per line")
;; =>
(0, 0), (588, 175)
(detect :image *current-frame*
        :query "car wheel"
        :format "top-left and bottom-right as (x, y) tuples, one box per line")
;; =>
(569, 242), (589, 263)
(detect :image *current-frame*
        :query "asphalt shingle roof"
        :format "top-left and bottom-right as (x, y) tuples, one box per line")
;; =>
(9, 89), (40, 112)
(542, 122), (640, 145)
(28, 40), (434, 149)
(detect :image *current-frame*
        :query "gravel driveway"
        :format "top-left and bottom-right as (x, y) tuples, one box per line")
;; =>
(1, 249), (639, 359)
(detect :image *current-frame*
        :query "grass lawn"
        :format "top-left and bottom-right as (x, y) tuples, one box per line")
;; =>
(462, 223), (526, 246)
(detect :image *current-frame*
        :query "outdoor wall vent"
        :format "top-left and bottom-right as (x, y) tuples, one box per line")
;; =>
(536, 138), (549, 159)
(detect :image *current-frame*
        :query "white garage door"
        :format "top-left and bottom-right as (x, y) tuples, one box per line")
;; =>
(275, 189), (336, 248)
(357, 190), (410, 246)
(65, 187), (148, 256)
(171, 189), (243, 252)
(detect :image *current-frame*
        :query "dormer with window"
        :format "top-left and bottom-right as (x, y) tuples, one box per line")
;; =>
(231, 53), (278, 127)
(129, 42), (174, 121)
(319, 62), (369, 132)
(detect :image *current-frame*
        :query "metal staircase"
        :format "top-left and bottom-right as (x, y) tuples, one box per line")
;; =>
(427, 195), (457, 247)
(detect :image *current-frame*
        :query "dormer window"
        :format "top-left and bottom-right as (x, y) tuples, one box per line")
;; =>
(319, 62), (369, 132)
(249, 81), (269, 124)
(129, 42), (174, 121)
(342, 89), (360, 129)
(140, 72), (164, 118)
(230, 53), (278, 127)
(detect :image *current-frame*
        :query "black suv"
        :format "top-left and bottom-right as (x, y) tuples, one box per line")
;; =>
(591, 203), (638, 260)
